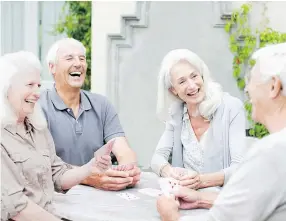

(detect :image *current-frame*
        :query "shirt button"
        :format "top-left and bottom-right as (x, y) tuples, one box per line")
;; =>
(67, 109), (70, 112)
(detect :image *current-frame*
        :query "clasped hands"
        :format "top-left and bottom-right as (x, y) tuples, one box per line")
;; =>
(84, 140), (141, 191)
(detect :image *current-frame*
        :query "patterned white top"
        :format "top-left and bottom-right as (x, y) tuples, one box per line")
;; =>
(181, 104), (210, 173)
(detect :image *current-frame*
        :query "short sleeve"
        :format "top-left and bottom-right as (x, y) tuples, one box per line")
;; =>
(44, 129), (73, 193)
(1, 147), (28, 220)
(103, 98), (125, 142)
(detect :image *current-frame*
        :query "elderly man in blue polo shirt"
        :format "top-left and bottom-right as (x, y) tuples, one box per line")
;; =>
(39, 38), (140, 191)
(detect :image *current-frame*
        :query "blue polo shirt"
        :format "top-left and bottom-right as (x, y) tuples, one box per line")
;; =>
(39, 86), (125, 166)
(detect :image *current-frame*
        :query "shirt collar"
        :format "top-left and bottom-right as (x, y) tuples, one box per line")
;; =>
(50, 85), (91, 111)
(4, 118), (34, 135)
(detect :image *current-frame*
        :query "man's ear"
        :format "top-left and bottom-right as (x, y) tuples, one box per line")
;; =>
(48, 63), (56, 77)
(270, 76), (283, 99)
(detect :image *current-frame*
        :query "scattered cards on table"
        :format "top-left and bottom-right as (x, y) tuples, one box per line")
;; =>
(116, 192), (140, 201)
(138, 188), (162, 197)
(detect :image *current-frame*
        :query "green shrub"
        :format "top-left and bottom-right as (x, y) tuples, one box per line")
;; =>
(54, 1), (92, 90)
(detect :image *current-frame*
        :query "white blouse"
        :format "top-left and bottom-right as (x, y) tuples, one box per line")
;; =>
(181, 104), (215, 173)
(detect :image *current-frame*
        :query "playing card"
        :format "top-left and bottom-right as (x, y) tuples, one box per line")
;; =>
(158, 177), (179, 196)
(138, 188), (162, 197)
(116, 192), (140, 201)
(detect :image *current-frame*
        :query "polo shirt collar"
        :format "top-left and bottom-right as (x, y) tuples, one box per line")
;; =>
(50, 85), (91, 111)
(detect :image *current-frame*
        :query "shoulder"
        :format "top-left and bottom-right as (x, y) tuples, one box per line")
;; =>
(245, 130), (286, 169)
(217, 93), (245, 119)
(81, 90), (111, 106)
(39, 89), (52, 108)
(221, 93), (244, 110)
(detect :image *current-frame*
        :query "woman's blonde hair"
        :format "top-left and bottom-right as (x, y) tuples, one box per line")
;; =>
(0, 51), (47, 130)
(157, 49), (223, 122)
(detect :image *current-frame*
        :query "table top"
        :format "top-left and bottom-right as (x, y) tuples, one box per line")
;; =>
(53, 172), (214, 221)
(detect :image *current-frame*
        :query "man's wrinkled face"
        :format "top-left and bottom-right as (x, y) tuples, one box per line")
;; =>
(50, 43), (87, 88)
(245, 62), (282, 124)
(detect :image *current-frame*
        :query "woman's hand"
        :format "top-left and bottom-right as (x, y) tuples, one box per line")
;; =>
(178, 173), (201, 189)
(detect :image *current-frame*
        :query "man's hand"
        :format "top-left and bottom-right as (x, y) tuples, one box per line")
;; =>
(82, 169), (133, 191)
(157, 195), (180, 221)
(171, 186), (200, 209)
(127, 166), (141, 187)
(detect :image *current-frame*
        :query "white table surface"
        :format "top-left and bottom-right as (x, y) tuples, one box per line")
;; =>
(53, 172), (216, 221)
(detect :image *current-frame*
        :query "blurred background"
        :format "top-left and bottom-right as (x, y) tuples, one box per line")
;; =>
(1, 1), (286, 168)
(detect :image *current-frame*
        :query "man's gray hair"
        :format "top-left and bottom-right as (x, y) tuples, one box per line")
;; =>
(252, 42), (286, 96)
(157, 49), (223, 122)
(46, 38), (86, 74)
(0, 51), (47, 129)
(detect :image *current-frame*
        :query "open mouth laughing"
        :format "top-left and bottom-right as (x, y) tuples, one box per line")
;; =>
(187, 88), (200, 97)
(69, 71), (82, 78)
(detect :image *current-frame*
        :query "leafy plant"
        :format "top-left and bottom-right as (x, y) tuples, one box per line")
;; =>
(54, 1), (92, 90)
(225, 3), (286, 138)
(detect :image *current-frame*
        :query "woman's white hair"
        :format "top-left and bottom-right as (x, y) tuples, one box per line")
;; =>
(157, 49), (223, 122)
(46, 37), (86, 74)
(0, 51), (47, 130)
(251, 42), (286, 96)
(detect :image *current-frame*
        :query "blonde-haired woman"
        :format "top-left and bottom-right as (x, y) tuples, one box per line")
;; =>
(151, 49), (247, 189)
(1, 51), (112, 221)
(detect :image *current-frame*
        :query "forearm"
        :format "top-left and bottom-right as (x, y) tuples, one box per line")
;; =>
(13, 200), (61, 221)
(197, 191), (218, 209)
(117, 149), (137, 165)
(112, 137), (137, 165)
(199, 171), (225, 188)
(160, 164), (172, 177)
(60, 163), (92, 190)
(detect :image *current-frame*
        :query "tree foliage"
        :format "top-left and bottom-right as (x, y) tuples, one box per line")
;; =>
(54, 1), (92, 90)
(225, 3), (286, 138)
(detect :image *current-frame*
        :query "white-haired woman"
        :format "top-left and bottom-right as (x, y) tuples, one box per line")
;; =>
(151, 49), (247, 190)
(1, 51), (112, 221)
(157, 42), (286, 221)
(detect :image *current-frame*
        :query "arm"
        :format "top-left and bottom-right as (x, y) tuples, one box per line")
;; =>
(151, 122), (174, 176)
(222, 100), (247, 184)
(197, 192), (218, 209)
(111, 137), (137, 165)
(199, 172), (225, 189)
(81, 98), (138, 190)
(200, 101), (247, 188)
(45, 129), (97, 192)
(103, 97), (137, 165)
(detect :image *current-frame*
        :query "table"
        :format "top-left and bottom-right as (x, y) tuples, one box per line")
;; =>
(53, 172), (217, 221)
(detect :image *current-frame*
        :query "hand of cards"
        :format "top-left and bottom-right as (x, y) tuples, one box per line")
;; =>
(159, 177), (180, 197)
(159, 167), (197, 197)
